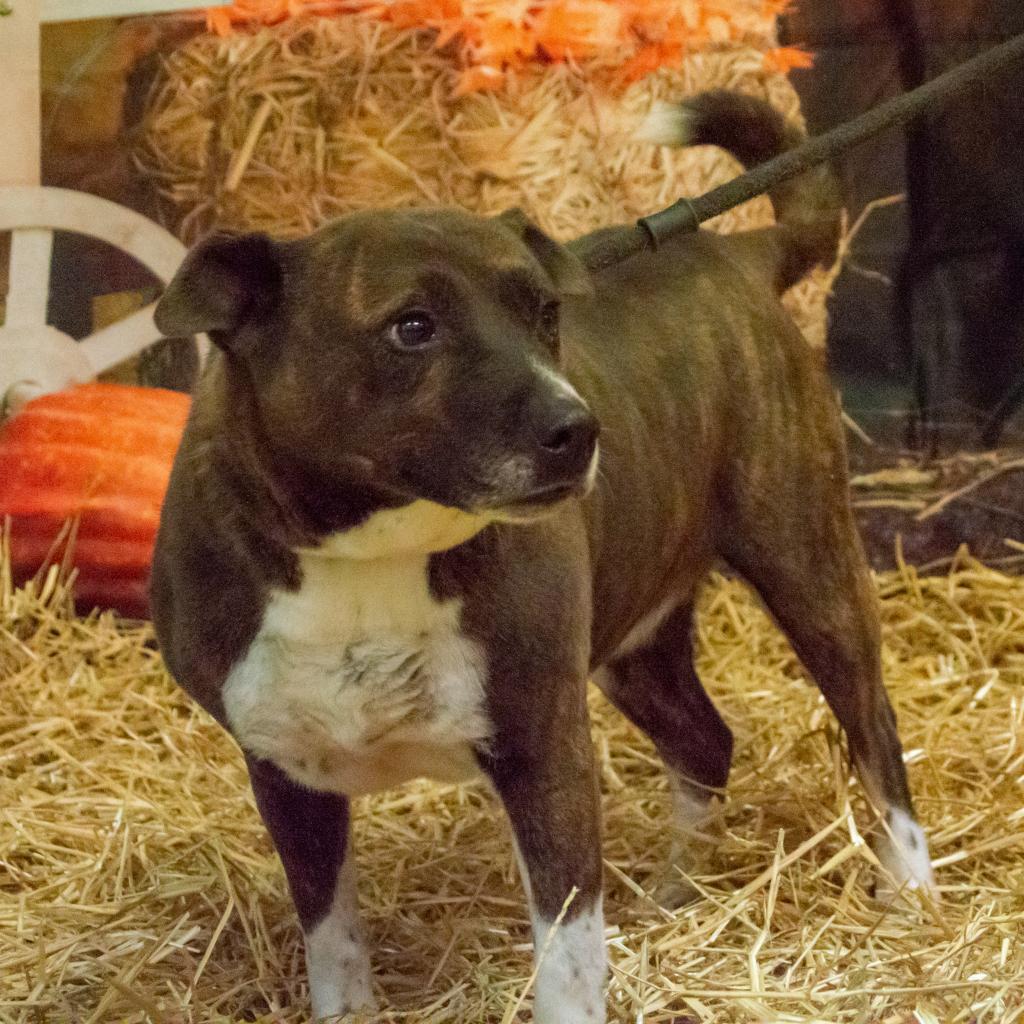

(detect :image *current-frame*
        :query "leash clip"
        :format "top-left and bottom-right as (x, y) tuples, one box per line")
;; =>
(637, 197), (701, 249)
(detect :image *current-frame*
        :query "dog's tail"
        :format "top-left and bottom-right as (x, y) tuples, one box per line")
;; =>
(640, 90), (843, 291)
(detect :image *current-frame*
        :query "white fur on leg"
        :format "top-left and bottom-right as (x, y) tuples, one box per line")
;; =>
(874, 806), (935, 897)
(657, 772), (718, 907)
(513, 842), (605, 1022)
(668, 773), (716, 835)
(531, 899), (607, 1024)
(305, 857), (377, 1021)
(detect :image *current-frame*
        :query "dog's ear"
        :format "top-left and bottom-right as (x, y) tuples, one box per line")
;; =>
(496, 208), (593, 297)
(155, 232), (283, 350)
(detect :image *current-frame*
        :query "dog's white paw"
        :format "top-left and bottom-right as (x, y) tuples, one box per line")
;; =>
(305, 884), (378, 1021)
(308, 951), (377, 1022)
(532, 901), (607, 1024)
(309, 965), (377, 1023)
(873, 807), (936, 902)
(654, 776), (721, 909)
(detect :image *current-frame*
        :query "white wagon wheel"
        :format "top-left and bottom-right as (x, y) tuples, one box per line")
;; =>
(0, 185), (205, 416)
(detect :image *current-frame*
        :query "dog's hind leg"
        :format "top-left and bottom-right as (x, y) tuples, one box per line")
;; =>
(595, 603), (734, 905)
(718, 473), (935, 898)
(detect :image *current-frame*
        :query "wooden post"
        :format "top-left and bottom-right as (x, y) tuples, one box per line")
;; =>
(1, 0), (42, 187)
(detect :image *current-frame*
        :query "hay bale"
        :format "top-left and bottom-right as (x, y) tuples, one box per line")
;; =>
(136, 15), (830, 345)
(3, 548), (1023, 1022)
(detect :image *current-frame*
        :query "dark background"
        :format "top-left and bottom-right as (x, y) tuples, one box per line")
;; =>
(780, 0), (1024, 451)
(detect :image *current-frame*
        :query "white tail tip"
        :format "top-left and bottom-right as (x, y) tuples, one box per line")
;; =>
(637, 102), (697, 146)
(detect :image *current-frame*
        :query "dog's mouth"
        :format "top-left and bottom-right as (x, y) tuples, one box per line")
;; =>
(515, 480), (579, 505)
(484, 478), (591, 522)
(458, 444), (600, 523)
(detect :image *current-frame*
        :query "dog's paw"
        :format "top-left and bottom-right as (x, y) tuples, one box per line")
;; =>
(872, 807), (937, 904)
(308, 946), (378, 1021)
(310, 991), (379, 1023)
(655, 780), (723, 910)
(874, 868), (938, 906)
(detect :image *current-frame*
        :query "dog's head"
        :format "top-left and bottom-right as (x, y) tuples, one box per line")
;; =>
(156, 208), (599, 526)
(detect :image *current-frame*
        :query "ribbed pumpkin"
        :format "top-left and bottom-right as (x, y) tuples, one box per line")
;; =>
(0, 384), (190, 618)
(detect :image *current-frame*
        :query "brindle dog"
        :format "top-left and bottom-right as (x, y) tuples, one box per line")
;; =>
(151, 92), (934, 1023)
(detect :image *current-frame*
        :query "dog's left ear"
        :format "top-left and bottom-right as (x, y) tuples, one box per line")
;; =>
(155, 231), (284, 350)
(496, 208), (593, 297)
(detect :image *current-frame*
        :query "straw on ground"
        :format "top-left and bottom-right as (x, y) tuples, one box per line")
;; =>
(2, 545), (1023, 1022)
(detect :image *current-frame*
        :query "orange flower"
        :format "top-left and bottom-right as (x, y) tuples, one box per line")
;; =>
(202, 0), (801, 90)
(452, 63), (505, 96)
(534, 0), (625, 60)
(618, 40), (682, 82)
(476, 15), (533, 64)
(348, 2), (391, 15)
(435, 18), (469, 47)
(763, 45), (814, 73)
(661, 13), (696, 47)
(206, 5), (235, 35)
(388, 0), (462, 27)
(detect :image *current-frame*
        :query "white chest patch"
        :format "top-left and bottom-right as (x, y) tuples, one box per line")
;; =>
(223, 532), (492, 796)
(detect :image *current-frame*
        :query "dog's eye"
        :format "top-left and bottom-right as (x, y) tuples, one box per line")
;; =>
(390, 310), (436, 349)
(539, 301), (560, 352)
(540, 301), (560, 334)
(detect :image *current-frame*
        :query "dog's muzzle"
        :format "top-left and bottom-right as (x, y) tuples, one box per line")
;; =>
(531, 396), (599, 491)
(487, 391), (599, 511)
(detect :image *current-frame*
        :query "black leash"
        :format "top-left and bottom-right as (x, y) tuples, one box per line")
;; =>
(583, 30), (1024, 272)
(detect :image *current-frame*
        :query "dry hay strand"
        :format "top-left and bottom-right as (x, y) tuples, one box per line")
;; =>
(3, 545), (1024, 1023)
(135, 15), (829, 346)
(850, 450), (1024, 518)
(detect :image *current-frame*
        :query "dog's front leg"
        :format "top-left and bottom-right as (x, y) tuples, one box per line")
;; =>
(245, 754), (376, 1021)
(483, 705), (606, 1024)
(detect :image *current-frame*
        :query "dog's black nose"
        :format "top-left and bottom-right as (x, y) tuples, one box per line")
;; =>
(535, 400), (600, 480)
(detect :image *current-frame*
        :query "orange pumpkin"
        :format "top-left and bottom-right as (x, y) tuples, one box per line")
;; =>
(0, 383), (190, 618)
